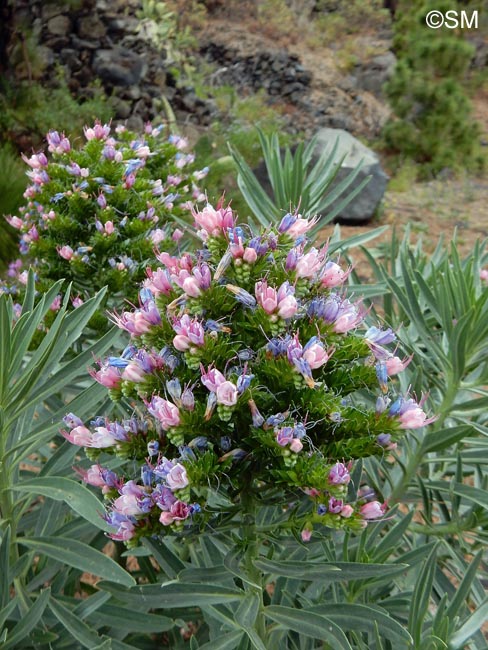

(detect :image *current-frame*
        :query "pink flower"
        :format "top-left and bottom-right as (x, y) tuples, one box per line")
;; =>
(113, 494), (144, 517)
(301, 528), (312, 542)
(91, 426), (119, 448)
(303, 342), (332, 369)
(89, 363), (122, 389)
(78, 465), (107, 488)
(84, 121), (111, 141)
(385, 354), (412, 376)
(122, 362), (146, 383)
(328, 462), (351, 485)
(480, 269), (488, 282)
(109, 519), (135, 541)
(255, 280), (278, 314)
(216, 381), (238, 406)
(159, 501), (190, 525)
(243, 247), (258, 263)
(166, 464), (189, 490)
(360, 501), (387, 520)
(398, 403), (433, 429)
(192, 202), (235, 237)
(104, 221), (114, 235)
(57, 245), (74, 261)
(72, 296), (84, 308)
(320, 261), (350, 288)
(340, 505), (354, 518)
(201, 366), (226, 392)
(332, 301), (363, 333)
(182, 276), (202, 298)
(277, 295), (298, 319)
(6, 216), (23, 229)
(289, 438), (303, 453)
(148, 397), (181, 429)
(172, 228), (184, 241)
(159, 511), (175, 525)
(144, 268), (173, 296)
(22, 152), (48, 169)
(49, 295), (62, 311)
(60, 425), (92, 446)
(295, 247), (325, 278)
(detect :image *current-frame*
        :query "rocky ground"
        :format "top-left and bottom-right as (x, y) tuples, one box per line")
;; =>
(197, 2), (487, 265)
(7, 0), (488, 266)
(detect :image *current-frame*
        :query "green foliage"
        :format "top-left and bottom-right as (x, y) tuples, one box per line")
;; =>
(0, 75), (111, 147)
(0, 143), (25, 270)
(0, 278), (145, 647)
(2, 122), (203, 333)
(383, 0), (484, 176)
(230, 129), (371, 233)
(342, 229), (488, 645)
(194, 91), (293, 214)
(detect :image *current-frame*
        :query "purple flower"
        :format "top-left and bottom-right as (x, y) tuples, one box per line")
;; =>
(328, 462), (351, 485)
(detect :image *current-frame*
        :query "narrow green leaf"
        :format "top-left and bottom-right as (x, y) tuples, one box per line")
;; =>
(446, 552), (483, 620)
(245, 627), (268, 650)
(223, 547), (261, 589)
(235, 592), (260, 629)
(427, 482), (488, 509)
(408, 545), (437, 646)
(87, 604), (174, 633)
(141, 537), (185, 579)
(0, 526), (10, 609)
(98, 581), (242, 607)
(178, 566), (232, 583)
(49, 597), (107, 649)
(2, 588), (50, 650)
(448, 598), (488, 650)
(0, 600), (18, 632)
(264, 605), (353, 649)
(328, 226), (389, 255)
(198, 630), (245, 650)
(309, 603), (412, 646)
(0, 297), (12, 403)
(421, 426), (472, 454)
(12, 477), (111, 531)
(18, 537), (136, 588)
(254, 558), (407, 582)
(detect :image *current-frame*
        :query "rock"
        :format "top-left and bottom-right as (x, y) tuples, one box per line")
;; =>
(355, 52), (396, 96)
(77, 15), (107, 40)
(110, 97), (132, 119)
(46, 14), (72, 37)
(60, 48), (83, 71)
(93, 48), (146, 87)
(312, 128), (388, 223)
(126, 114), (144, 132)
(71, 35), (101, 50)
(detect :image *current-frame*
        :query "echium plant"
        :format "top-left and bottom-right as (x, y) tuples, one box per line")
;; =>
(62, 202), (434, 547)
(2, 120), (207, 329)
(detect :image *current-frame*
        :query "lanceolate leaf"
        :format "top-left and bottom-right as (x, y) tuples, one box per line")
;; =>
(254, 558), (407, 582)
(18, 538), (135, 587)
(97, 581), (243, 607)
(264, 605), (353, 649)
(49, 597), (109, 649)
(448, 598), (488, 650)
(11, 477), (111, 532)
(197, 630), (246, 650)
(308, 603), (413, 646)
(1, 588), (50, 650)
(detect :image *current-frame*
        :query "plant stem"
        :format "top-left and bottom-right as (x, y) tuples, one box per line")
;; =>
(390, 376), (460, 503)
(240, 487), (267, 642)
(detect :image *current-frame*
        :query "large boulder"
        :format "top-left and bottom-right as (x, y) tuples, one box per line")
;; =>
(313, 128), (388, 224)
